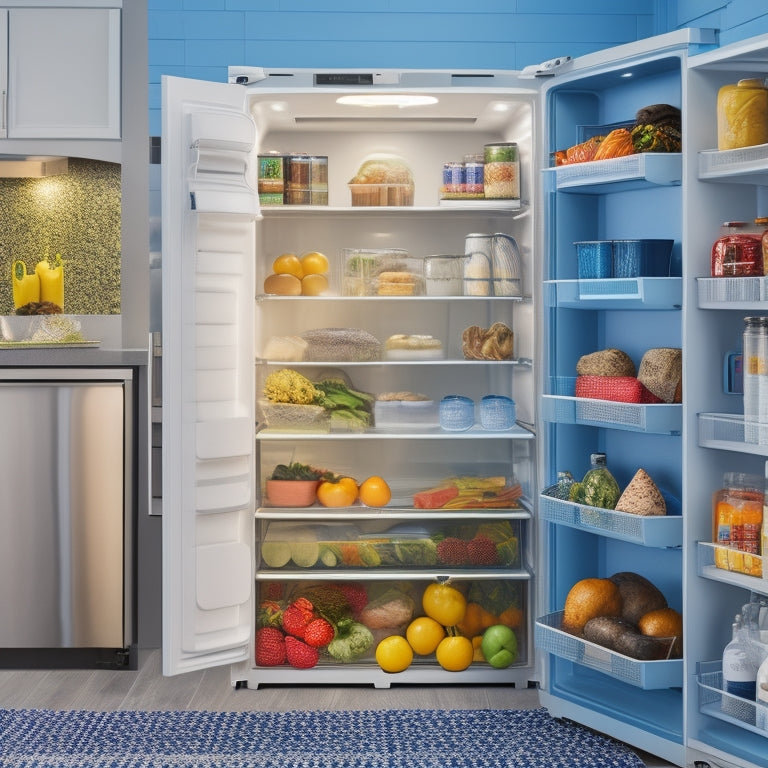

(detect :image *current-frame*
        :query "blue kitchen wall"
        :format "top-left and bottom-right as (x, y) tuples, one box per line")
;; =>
(147, 0), (768, 136)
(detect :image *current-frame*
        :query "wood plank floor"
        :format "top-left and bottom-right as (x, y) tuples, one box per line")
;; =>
(0, 649), (671, 766)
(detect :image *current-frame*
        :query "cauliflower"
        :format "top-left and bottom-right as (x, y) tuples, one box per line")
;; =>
(263, 369), (321, 405)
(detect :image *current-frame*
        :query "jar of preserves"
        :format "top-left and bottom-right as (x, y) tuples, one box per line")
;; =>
(483, 142), (520, 200)
(717, 78), (768, 150)
(711, 222), (764, 276)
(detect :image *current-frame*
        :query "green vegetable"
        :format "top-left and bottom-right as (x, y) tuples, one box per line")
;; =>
(327, 618), (374, 662)
(270, 462), (326, 481)
(264, 369), (323, 405)
(315, 380), (374, 411)
(394, 538), (438, 565)
(572, 467), (621, 510)
(261, 541), (292, 568)
(294, 584), (351, 624)
(290, 541), (320, 568)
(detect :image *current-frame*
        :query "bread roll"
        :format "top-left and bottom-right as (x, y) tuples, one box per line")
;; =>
(637, 348), (682, 403)
(615, 469), (667, 517)
(576, 348), (635, 377)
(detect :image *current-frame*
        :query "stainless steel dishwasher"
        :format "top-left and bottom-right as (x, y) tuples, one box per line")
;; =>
(0, 368), (135, 669)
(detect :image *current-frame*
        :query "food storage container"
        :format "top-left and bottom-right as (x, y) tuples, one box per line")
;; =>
(348, 154), (415, 206)
(373, 399), (439, 430)
(480, 395), (516, 430)
(612, 239), (674, 278)
(341, 248), (419, 296)
(711, 223), (764, 277)
(284, 154), (328, 205)
(483, 142), (520, 199)
(575, 241), (612, 279)
(258, 400), (331, 432)
(717, 79), (768, 150)
(265, 479), (319, 507)
(424, 255), (466, 296)
(258, 153), (285, 205)
(439, 395), (475, 431)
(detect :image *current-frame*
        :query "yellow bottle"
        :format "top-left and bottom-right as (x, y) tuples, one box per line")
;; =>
(35, 254), (64, 310)
(717, 79), (768, 150)
(12, 260), (40, 309)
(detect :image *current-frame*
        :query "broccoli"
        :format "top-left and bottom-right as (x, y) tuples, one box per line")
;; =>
(263, 369), (322, 405)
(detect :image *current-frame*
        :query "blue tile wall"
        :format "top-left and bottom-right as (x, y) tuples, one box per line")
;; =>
(147, 0), (768, 136)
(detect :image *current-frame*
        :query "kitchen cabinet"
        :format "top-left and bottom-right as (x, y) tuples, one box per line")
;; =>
(1, 7), (120, 140)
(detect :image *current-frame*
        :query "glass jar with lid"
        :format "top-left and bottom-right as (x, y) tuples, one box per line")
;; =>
(718, 79), (768, 150)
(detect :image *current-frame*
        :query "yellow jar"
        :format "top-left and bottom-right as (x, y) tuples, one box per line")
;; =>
(717, 78), (768, 150)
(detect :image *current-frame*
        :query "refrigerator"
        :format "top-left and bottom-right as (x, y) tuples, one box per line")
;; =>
(161, 28), (768, 767)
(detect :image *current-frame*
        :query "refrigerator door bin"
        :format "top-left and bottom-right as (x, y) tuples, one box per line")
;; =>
(539, 491), (682, 548)
(697, 541), (765, 588)
(544, 278), (682, 310)
(697, 660), (768, 738)
(535, 611), (682, 690)
(549, 153), (682, 193)
(697, 276), (768, 305)
(697, 412), (768, 455)
(698, 142), (768, 182)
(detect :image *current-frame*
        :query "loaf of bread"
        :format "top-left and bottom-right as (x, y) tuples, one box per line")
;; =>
(614, 469), (667, 517)
(637, 347), (682, 403)
(576, 348), (636, 377)
(349, 155), (414, 185)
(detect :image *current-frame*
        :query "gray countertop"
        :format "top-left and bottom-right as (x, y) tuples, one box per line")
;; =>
(0, 346), (148, 368)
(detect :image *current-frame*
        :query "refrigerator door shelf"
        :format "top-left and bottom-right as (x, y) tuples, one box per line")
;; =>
(549, 153), (682, 193)
(544, 278), (682, 310)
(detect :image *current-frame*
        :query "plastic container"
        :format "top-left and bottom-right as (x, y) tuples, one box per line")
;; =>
(717, 79), (768, 150)
(712, 472), (764, 574)
(373, 400), (439, 430)
(341, 248), (416, 296)
(349, 183), (413, 207)
(575, 241), (612, 279)
(483, 142), (520, 199)
(258, 153), (285, 204)
(480, 395), (516, 430)
(712, 222), (764, 276)
(439, 395), (474, 431)
(612, 239), (674, 278)
(743, 316), (768, 444)
(424, 255), (466, 296)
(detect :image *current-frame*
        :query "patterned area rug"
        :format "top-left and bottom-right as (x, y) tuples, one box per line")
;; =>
(0, 707), (645, 767)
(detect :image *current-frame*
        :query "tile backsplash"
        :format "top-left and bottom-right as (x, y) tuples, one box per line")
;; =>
(0, 157), (121, 315)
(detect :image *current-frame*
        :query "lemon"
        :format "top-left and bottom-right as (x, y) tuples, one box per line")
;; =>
(272, 253), (304, 279)
(300, 251), (329, 275)
(375, 635), (413, 673)
(406, 616), (445, 655)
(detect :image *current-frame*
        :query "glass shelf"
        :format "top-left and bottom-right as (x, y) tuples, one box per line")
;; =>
(544, 278), (682, 310)
(257, 423), (535, 440)
(535, 611), (683, 690)
(547, 153), (682, 194)
(539, 490), (682, 548)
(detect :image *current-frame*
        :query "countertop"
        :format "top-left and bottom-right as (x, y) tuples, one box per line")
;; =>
(0, 346), (148, 368)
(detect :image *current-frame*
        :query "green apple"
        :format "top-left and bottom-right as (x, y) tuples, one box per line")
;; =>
(481, 624), (518, 669)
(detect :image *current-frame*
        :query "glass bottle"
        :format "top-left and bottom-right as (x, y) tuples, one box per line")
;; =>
(572, 453), (620, 510)
(743, 317), (768, 444)
(712, 222), (763, 277)
(553, 470), (575, 500)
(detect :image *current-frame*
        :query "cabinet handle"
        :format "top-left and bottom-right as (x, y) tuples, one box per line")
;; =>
(1, 90), (6, 132)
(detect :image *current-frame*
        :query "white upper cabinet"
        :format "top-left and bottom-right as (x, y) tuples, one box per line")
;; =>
(4, 7), (120, 139)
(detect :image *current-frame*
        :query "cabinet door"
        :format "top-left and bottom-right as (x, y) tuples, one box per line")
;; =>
(0, 10), (6, 140)
(7, 8), (120, 139)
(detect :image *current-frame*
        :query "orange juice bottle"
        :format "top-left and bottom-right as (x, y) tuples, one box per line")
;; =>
(714, 473), (763, 571)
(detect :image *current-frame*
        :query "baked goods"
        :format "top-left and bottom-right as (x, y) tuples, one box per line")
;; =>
(562, 577), (623, 633)
(348, 154), (414, 206)
(376, 271), (422, 296)
(576, 348), (636, 377)
(384, 334), (443, 360)
(609, 571), (668, 625)
(300, 328), (381, 362)
(614, 469), (667, 517)
(462, 322), (514, 360)
(263, 335), (308, 362)
(637, 347), (682, 403)
(638, 607), (683, 658)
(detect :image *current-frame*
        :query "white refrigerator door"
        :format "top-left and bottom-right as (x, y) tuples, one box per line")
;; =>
(161, 75), (260, 675)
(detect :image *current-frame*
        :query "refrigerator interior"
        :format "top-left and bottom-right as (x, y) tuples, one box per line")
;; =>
(536, 50), (686, 765)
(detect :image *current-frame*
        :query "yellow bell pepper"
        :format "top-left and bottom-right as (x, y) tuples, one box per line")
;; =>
(12, 260), (40, 309)
(35, 254), (64, 309)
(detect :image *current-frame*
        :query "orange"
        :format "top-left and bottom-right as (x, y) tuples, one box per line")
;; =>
(272, 253), (304, 279)
(471, 635), (486, 662)
(301, 273), (329, 296)
(317, 478), (357, 508)
(337, 475), (359, 502)
(435, 635), (473, 672)
(358, 476), (391, 507)
(422, 582), (467, 627)
(300, 251), (329, 275)
(406, 616), (445, 655)
(375, 635), (413, 673)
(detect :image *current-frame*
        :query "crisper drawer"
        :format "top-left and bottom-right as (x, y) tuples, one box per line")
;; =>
(258, 518), (524, 571)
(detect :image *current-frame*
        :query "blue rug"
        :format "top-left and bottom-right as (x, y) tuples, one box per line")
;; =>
(0, 707), (645, 767)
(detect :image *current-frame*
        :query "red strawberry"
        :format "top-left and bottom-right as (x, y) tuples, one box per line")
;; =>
(467, 535), (499, 565)
(281, 597), (316, 638)
(285, 635), (320, 669)
(338, 582), (368, 614)
(304, 617), (334, 648)
(437, 537), (470, 565)
(255, 627), (286, 666)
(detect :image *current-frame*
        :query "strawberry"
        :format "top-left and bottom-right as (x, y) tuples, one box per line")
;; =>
(467, 535), (499, 565)
(338, 582), (368, 615)
(255, 627), (286, 666)
(285, 635), (320, 669)
(281, 597), (316, 639)
(304, 617), (334, 648)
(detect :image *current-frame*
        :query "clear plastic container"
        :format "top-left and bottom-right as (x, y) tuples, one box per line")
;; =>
(341, 248), (418, 296)
(480, 395), (516, 430)
(424, 255), (466, 296)
(439, 395), (474, 431)
(712, 472), (763, 574)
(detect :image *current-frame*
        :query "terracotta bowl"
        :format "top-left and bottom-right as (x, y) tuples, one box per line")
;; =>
(265, 479), (319, 507)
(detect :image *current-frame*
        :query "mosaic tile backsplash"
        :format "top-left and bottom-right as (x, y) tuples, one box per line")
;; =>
(0, 157), (121, 315)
